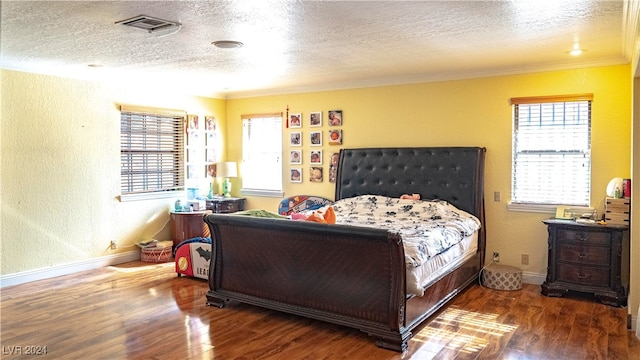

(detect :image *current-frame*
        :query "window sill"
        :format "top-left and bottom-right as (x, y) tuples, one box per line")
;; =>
(240, 189), (284, 198)
(119, 190), (184, 202)
(507, 202), (593, 215)
(507, 203), (557, 214)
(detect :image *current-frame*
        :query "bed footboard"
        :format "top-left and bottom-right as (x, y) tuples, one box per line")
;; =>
(204, 214), (411, 351)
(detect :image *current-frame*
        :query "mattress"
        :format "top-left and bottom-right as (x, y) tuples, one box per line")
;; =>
(406, 232), (478, 296)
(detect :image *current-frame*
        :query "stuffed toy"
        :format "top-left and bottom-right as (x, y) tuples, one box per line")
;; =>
(305, 206), (336, 224)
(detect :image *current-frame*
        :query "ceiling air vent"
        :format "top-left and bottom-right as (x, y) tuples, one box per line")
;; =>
(116, 15), (181, 33)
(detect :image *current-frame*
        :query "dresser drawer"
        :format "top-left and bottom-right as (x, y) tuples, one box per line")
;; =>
(215, 201), (241, 213)
(557, 263), (609, 287)
(557, 229), (609, 246)
(557, 243), (610, 265)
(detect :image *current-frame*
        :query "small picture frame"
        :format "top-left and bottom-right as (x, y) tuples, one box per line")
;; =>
(290, 168), (302, 183)
(310, 131), (322, 146)
(328, 110), (342, 126)
(309, 112), (322, 127)
(290, 131), (302, 146)
(290, 150), (302, 164)
(207, 163), (217, 177)
(206, 132), (216, 145)
(329, 152), (339, 183)
(309, 167), (323, 182)
(205, 116), (216, 131)
(328, 129), (342, 145)
(187, 131), (200, 145)
(310, 150), (322, 165)
(187, 114), (199, 129)
(289, 113), (302, 128)
(206, 148), (217, 162)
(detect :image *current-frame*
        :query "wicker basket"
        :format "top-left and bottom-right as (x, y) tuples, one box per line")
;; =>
(141, 246), (172, 263)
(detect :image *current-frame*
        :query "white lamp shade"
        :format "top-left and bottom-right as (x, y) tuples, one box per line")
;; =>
(605, 177), (623, 197)
(217, 162), (237, 178)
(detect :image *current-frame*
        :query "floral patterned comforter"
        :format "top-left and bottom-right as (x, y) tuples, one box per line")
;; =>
(320, 195), (481, 269)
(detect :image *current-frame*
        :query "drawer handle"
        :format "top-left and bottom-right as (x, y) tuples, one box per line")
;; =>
(578, 253), (588, 259)
(577, 236), (587, 242)
(576, 273), (589, 279)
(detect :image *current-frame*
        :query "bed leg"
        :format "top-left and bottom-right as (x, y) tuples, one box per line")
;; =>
(206, 292), (228, 308)
(370, 331), (410, 353)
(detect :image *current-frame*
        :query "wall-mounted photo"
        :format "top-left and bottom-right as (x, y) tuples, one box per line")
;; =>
(310, 167), (323, 182)
(187, 114), (199, 129)
(206, 148), (217, 163)
(310, 131), (322, 146)
(205, 116), (216, 131)
(290, 168), (302, 183)
(328, 129), (342, 145)
(290, 150), (302, 164)
(328, 110), (342, 126)
(187, 131), (199, 145)
(310, 150), (322, 165)
(329, 152), (339, 183)
(207, 163), (217, 177)
(309, 112), (322, 127)
(290, 131), (302, 146)
(289, 113), (302, 128)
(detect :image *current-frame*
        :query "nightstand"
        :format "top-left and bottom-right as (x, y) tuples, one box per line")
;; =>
(170, 210), (212, 249)
(541, 219), (629, 306)
(206, 197), (245, 213)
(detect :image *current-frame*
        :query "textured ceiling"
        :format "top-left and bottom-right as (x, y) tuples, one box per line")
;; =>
(1, 1), (639, 99)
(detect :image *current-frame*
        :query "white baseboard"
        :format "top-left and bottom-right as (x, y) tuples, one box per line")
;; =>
(0, 250), (141, 288)
(522, 271), (546, 285)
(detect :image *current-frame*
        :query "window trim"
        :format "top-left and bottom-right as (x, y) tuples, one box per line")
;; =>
(509, 94), (593, 211)
(240, 112), (284, 197)
(119, 104), (186, 201)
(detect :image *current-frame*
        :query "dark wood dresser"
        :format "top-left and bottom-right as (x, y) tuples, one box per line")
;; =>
(541, 219), (629, 306)
(206, 197), (245, 213)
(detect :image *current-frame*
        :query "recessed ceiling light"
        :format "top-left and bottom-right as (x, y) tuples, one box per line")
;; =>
(568, 43), (585, 56)
(569, 48), (585, 56)
(212, 40), (244, 49)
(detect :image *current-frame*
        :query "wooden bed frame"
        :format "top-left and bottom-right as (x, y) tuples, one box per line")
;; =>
(204, 147), (486, 352)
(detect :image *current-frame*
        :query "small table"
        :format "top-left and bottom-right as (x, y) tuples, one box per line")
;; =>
(170, 210), (212, 249)
(541, 219), (629, 306)
(206, 197), (245, 213)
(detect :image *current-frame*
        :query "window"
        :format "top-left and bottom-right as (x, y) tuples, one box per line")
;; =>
(120, 105), (185, 199)
(510, 94), (593, 209)
(241, 113), (283, 197)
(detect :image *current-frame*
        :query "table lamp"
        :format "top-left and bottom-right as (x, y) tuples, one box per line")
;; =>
(217, 162), (237, 197)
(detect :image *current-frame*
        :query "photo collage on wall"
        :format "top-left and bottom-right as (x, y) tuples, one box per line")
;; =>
(288, 109), (343, 183)
(186, 114), (219, 184)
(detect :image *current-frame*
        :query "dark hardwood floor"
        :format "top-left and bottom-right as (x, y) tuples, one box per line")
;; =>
(1, 261), (638, 359)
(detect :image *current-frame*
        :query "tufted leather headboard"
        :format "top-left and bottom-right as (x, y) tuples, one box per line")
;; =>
(334, 147), (486, 220)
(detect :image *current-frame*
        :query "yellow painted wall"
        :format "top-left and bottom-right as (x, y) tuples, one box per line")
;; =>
(0, 65), (634, 316)
(0, 69), (225, 274)
(227, 65), (632, 281)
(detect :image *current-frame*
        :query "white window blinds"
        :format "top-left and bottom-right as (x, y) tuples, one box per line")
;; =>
(511, 94), (593, 206)
(120, 105), (185, 195)
(241, 113), (283, 195)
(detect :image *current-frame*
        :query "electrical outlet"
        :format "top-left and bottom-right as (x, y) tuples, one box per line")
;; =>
(494, 191), (501, 202)
(110, 240), (117, 250)
(521, 254), (529, 265)
(493, 252), (499, 262)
